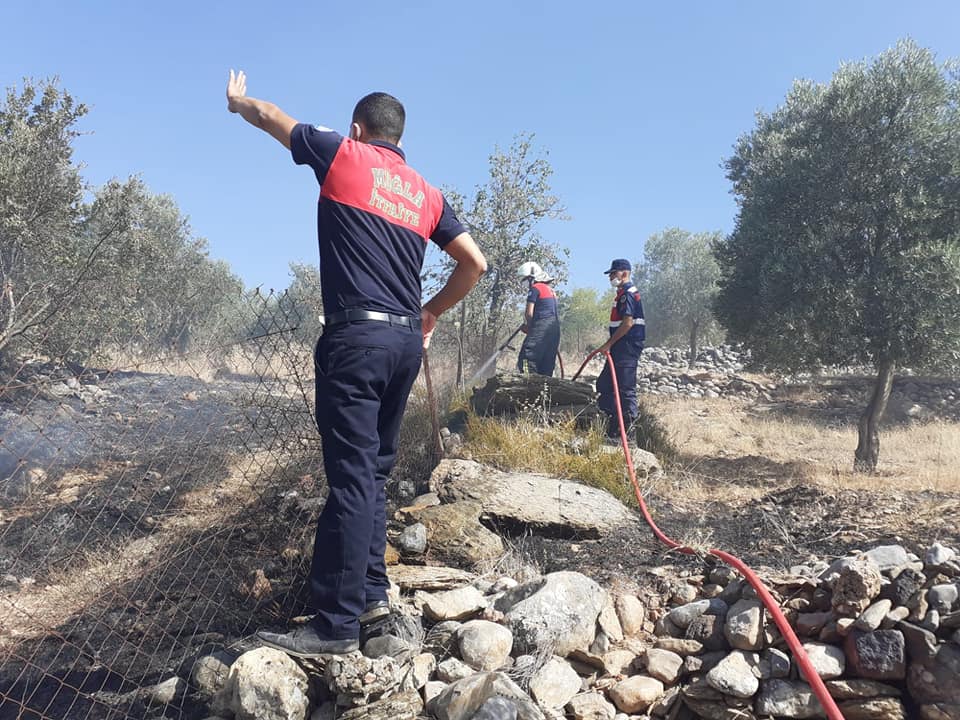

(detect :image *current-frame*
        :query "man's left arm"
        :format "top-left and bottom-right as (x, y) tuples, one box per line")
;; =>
(522, 287), (538, 332)
(226, 70), (297, 149)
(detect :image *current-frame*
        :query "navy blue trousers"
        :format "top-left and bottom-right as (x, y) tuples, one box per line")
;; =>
(310, 321), (422, 640)
(517, 317), (560, 376)
(597, 340), (642, 433)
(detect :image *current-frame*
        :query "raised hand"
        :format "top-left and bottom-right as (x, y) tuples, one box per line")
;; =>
(226, 69), (247, 113)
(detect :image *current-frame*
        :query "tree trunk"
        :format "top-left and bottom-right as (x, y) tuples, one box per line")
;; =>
(854, 358), (895, 473)
(484, 281), (504, 359)
(688, 320), (700, 369)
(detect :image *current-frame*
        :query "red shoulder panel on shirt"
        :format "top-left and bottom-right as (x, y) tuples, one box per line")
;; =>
(533, 282), (555, 299)
(320, 139), (443, 241)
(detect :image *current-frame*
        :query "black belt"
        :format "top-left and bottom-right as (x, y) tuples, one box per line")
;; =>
(322, 309), (421, 329)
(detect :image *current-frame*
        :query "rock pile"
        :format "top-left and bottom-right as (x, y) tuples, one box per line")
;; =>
(175, 539), (958, 720)
(776, 378), (960, 423)
(639, 540), (960, 719)
(604, 345), (960, 415)
(636, 346), (772, 401)
(640, 346), (747, 375)
(577, 346), (773, 401)
(636, 371), (774, 401)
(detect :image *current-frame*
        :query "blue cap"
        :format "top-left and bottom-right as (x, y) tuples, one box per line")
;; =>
(604, 258), (631, 274)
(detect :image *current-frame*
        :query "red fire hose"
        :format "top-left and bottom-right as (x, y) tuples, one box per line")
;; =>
(573, 349), (845, 720)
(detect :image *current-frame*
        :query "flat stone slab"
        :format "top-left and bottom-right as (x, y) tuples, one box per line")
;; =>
(428, 459), (632, 539)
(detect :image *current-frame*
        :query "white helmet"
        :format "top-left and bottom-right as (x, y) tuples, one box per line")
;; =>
(517, 261), (550, 283)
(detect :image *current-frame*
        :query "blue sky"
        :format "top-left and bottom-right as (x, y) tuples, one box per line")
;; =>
(4, 1), (959, 294)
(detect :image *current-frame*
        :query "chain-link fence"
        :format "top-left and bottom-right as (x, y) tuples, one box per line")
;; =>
(0, 289), (440, 719)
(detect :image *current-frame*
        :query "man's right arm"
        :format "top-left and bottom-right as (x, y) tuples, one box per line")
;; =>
(226, 70), (297, 149)
(422, 232), (487, 347)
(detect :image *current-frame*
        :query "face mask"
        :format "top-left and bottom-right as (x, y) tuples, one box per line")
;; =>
(609, 276), (621, 288)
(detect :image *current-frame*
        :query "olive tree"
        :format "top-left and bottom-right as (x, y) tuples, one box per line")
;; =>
(715, 40), (960, 471)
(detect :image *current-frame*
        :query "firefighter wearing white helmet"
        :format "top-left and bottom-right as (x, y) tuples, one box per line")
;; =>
(516, 261), (561, 376)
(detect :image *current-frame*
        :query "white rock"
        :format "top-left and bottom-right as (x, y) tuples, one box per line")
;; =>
(190, 651), (233, 699)
(925, 542), (956, 567)
(724, 599), (764, 651)
(608, 675), (664, 714)
(495, 572), (606, 656)
(601, 649), (636, 676)
(597, 598), (624, 643)
(705, 650), (760, 698)
(423, 680), (447, 711)
(424, 585), (488, 622)
(801, 642), (845, 679)
(643, 648), (682, 685)
(225, 648), (309, 720)
(667, 599), (725, 630)
(433, 671), (543, 720)
(614, 595), (646, 636)
(490, 577), (519, 594)
(755, 679), (824, 718)
(437, 657), (475, 683)
(142, 677), (186, 705)
(405, 652), (437, 690)
(529, 656), (582, 709)
(565, 692), (616, 720)
(862, 545), (911, 573)
(855, 599), (893, 631)
(458, 620), (513, 671)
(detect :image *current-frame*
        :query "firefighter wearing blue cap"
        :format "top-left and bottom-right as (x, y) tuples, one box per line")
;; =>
(597, 258), (645, 438)
(516, 261), (561, 376)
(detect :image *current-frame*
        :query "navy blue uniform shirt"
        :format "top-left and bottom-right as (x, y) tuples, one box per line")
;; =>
(290, 124), (465, 317)
(526, 282), (558, 320)
(609, 284), (646, 343)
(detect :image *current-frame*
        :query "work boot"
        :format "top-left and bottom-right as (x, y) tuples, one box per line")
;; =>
(359, 600), (391, 626)
(361, 610), (422, 647)
(256, 624), (358, 658)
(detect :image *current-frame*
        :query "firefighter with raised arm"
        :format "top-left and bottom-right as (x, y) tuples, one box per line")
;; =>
(226, 71), (486, 658)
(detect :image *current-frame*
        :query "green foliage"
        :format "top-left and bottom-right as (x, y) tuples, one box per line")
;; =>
(0, 79), (246, 365)
(716, 40), (960, 373)
(558, 287), (609, 355)
(1, 79), (95, 356)
(636, 228), (724, 354)
(280, 262), (324, 344)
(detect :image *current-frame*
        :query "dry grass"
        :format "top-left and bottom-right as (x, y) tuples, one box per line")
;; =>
(650, 396), (960, 494)
(112, 346), (310, 383)
(462, 413), (638, 505)
(458, 386), (960, 539)
(476, 531), (543, 585)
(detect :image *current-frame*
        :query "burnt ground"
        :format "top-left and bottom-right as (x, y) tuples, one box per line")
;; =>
(0, 365), (325, 720)
(1, 365), (959, 719)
